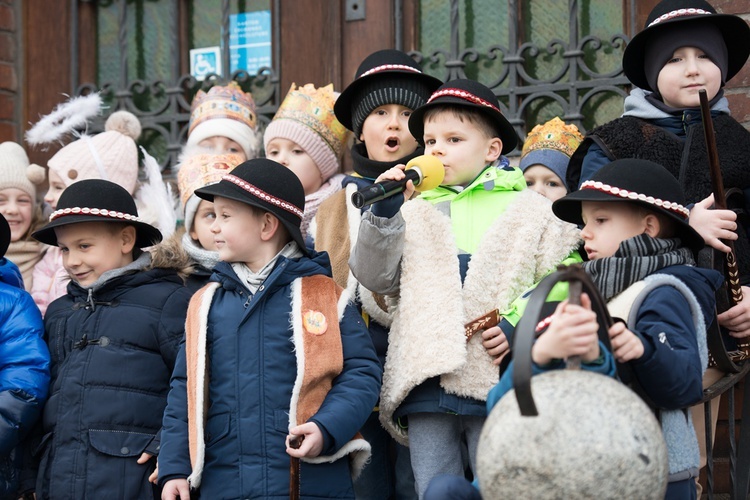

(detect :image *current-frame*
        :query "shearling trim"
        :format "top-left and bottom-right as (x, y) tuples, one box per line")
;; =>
(379, 191), (581, 444)
(289, 278), (306, 429)
(186, 282), (220, 489)
(304, 433), (371, 480)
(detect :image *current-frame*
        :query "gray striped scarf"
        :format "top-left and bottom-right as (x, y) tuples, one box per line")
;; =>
(582, 234), (694, 301)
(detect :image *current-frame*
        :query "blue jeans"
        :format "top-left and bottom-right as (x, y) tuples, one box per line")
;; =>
(423, 475), (481, 500)
(353, 411), (418, 500)
(407, 413), (485, 499)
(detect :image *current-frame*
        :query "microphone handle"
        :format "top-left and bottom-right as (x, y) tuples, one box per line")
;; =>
(351, 168), (423, 209)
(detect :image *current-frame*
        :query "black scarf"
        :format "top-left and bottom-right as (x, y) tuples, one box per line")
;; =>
(583, 234), (694, 301)
(350, 142), (424, 180)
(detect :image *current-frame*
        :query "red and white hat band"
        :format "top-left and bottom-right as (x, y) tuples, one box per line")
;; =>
(359, 64), (422, 78)
(648, 8), (711, 27)
(50, 206), (142, 222)
(427, 88), (501, 113)
(223, 174), (304, 219)
(580, 180), (690, 218)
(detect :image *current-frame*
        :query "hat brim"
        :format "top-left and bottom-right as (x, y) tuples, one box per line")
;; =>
(32, 215), (163, 248)
(408, 96), (519, 154)
(623, 14), (750, 91)
(552, 189), (705, 253)
(195, 182), (308, 254)
(334, 70), (443, 132)
(0, 216), (9, 257)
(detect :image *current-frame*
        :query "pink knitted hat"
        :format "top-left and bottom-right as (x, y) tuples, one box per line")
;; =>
(263, 83), (350, 181)
(0, 142), (46, 198)
(46, 111), (142, 194)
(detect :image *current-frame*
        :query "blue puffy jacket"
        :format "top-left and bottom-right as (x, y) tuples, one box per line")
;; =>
(159, 251), (381, 499)
(35, 259), (191, 500)
(0, 258), (49, 499)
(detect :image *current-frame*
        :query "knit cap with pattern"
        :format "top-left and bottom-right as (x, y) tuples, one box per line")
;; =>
(46, 111), (142, 194)
(186, 81), (260, 159)
(263, 83), (350, 182)
(0, 142), (46, 198)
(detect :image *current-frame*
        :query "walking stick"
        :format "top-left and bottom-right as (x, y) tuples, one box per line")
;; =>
(698, 89), (750, 365)
(289, 434), (304, 500)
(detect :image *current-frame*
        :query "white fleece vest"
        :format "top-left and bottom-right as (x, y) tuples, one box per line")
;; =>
(379, 189), (581, 444)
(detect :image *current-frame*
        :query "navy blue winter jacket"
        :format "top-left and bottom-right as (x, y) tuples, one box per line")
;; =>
(0, 258), (49, 499)
(158, 251), (381, 499)
(35, 258), (191, 499)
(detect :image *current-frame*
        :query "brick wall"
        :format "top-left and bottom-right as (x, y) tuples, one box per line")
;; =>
(714, 0), (750, 128)
(0, 0), (18, 142)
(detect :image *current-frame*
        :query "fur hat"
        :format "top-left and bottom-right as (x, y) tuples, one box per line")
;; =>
(33, 179), (163, 248)
(520, 117), (583, 183)
(177, 153), (243, 232)
(186, 82), (260, 159)
(622, 0), (750, 92)
(408, 79), (519, 154)
(264, 83), (351, 181)
(0, 142), (46, 198)
(334, 49), (442, 136)
(46, 111), (142, 194)
(552, 158), (704, 252)
(195, 158), (307, 252)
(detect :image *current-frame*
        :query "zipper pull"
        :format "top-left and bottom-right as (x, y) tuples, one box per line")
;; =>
(86, 288), (96, 311)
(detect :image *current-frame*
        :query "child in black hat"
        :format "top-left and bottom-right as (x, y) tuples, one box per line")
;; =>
(0, 212), (49, 499)
(26, 179), (192, 499)
(554, 158), (722, 500)
(158, 158), (380, 500)
(349, 78), (582, 496)
(312, 48), (441, 499)
(568, 0), (750, 335)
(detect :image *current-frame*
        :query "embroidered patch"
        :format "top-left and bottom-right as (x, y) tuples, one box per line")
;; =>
(303, 310), (328, 335)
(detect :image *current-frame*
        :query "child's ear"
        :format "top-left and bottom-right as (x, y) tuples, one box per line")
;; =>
(120, 225), (137, 254)
(485, 137), (503, 163)
(260, 213), (282, 242)
(643, 213), (661, 238)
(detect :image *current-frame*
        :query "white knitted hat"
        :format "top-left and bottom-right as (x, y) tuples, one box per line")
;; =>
(46, 111), (142, 194)
(0, 142), (46, 198)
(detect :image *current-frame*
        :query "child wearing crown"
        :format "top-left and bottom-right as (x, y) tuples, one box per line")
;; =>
(264, 83), (351, 242)
(185, 81), (261, 160)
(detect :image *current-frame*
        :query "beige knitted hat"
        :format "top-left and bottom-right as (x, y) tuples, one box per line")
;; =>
(0, 142), (46, 198)
(46, 111), (142, 194)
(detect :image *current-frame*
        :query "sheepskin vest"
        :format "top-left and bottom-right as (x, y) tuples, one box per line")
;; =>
(577, 115), (750, 282)
(607, 273), (707, 480)
(184, 276), (370, 488)
(313, 183), (395, 327)
(379, 190), (581, 444)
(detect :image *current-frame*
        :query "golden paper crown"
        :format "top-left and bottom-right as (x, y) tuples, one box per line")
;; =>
(177, 153), (244, 207)
(189, 82), (258, 134)
(272, 83), (350, 160)
(521, 117), (584, 159)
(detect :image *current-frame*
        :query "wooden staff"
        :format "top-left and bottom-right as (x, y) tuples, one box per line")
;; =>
(699, 89), (744, 306)
(289, 434), (304, 500)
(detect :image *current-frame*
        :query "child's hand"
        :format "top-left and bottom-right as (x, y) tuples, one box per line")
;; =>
(608, 322), (644, 362)
(481, 326), (509, 366)
(718, 287), (750, 339)
(136, 452), (158, 484)
(286, 422), (324, 459)
(374, 165), (415, 202)
(689, 194), (738, 253)
(161, 478), (190, 500)
(531, 294), (599, 366)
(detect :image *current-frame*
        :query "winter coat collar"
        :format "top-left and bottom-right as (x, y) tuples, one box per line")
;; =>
(0, 257), (24, 289)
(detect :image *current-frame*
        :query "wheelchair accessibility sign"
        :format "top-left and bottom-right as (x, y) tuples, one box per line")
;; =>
(190, 47), (221, 81)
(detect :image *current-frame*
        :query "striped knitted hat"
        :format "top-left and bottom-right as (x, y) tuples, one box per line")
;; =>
(334, 49), (442, 136)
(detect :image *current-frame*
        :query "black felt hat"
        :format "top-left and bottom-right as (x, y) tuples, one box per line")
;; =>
(0, 213), (9, 258)
(552, 158), (704, 252)
(622, 0), (750, 91)
(333, 49), (442, 135)
(195, 158), (307, 252)
(32, 179), (163, 248)
(408, 79), (519, 154)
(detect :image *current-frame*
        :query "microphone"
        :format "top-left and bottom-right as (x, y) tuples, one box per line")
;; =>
(351, 155), (445, 209)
